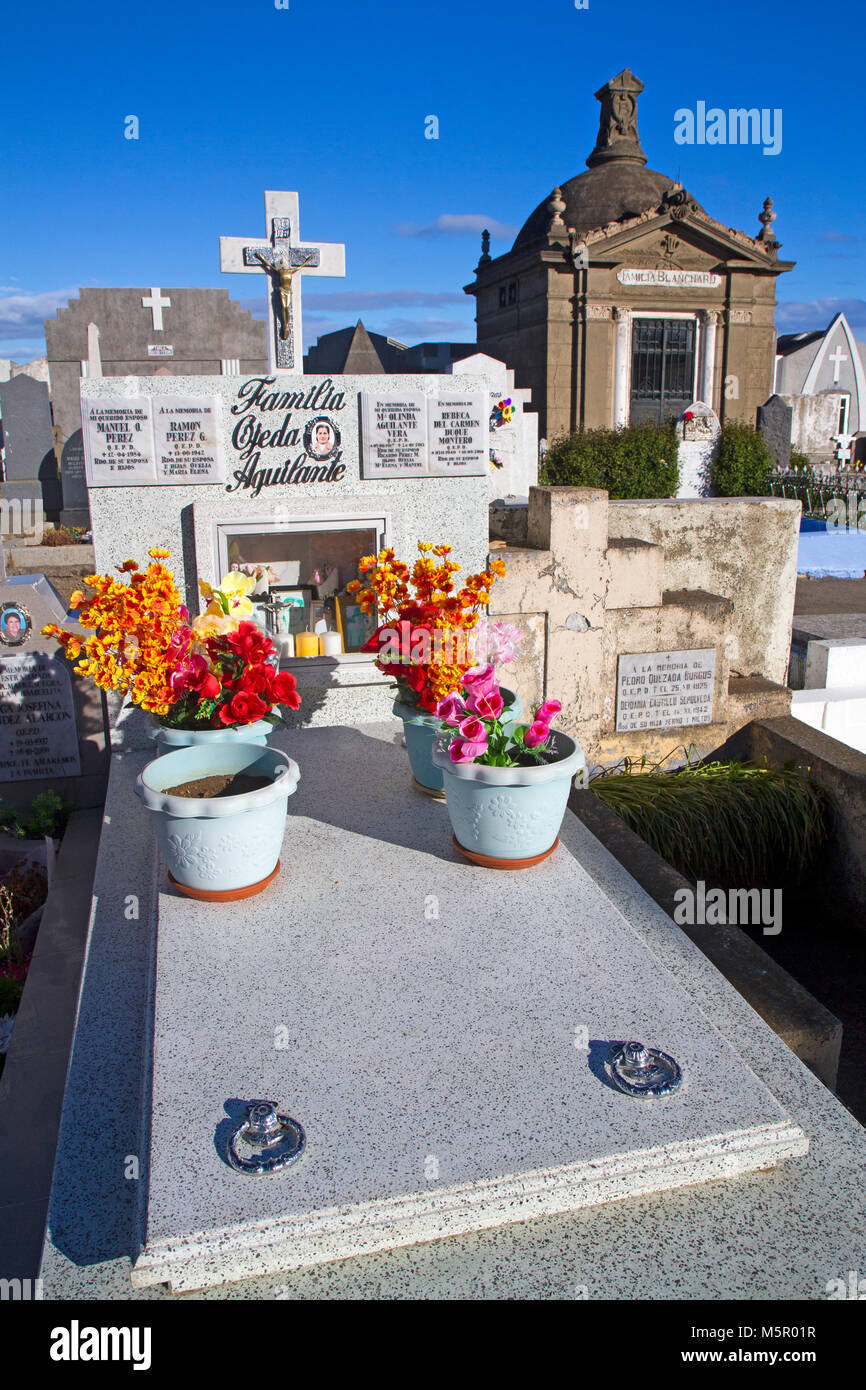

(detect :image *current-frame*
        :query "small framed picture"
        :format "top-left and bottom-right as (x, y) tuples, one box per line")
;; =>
(0, 603), (31, 647)
(336, 595), (377, 653)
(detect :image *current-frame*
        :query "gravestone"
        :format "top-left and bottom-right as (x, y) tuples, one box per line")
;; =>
(79, 370), (495, 725)
(59, 429), (90, 530)
(0, 574), (108, 811)
(0, 374), (61, 536)
(449, 352), (539, 501)
(757, 394), (793, 472)
(677, 400), (720, 497)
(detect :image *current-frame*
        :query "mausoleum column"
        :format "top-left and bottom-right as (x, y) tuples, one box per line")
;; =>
(612, 307), (632, 428)
(700, 310), (719, 407)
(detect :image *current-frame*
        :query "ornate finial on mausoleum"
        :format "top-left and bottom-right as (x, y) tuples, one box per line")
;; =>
(586, 68), (648, 169)
(758, 196), (779, 252)
(478, 228), (491, 265)
(546, 187), (568, 242)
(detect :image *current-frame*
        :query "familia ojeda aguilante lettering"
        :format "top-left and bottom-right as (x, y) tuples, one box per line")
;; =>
(227, 377), (347, 496)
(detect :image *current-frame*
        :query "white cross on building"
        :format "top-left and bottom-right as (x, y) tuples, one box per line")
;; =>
(829, 343), (848, 383)
(219, 190), (346, 373)
(141, 288), (171, 332)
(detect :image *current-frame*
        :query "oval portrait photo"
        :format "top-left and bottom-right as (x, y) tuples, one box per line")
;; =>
(0, 603), (32, 647)
(303, 415), (341, 462)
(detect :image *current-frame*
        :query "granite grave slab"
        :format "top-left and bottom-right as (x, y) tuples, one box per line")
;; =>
(127, 723), (807, 1292)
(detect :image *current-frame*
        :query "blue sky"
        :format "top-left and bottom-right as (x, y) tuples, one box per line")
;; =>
(1, 0), (862, 361)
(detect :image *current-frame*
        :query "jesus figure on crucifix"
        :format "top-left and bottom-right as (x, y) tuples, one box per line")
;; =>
(253, 250), (317, 341)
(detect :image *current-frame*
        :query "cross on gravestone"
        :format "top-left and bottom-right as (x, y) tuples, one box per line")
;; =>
(832, 431), (856, 464)
(829, 344), (848, 383)
(219, 190), (346, 372)
(142, 288), (171, 332)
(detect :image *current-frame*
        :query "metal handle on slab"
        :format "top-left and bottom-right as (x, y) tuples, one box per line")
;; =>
(227, 1100), (306, 1175)
(606, 1041), (682, 1097)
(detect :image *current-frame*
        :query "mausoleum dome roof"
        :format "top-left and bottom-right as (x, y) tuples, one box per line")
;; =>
(512, 68), (704, 251)
(513, 163), (697, 250)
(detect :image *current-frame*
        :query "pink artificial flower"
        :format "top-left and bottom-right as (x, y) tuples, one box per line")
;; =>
(536, 699), (562, 724)
(523, 720), (551, 749)
(448, 737), (488, 764)
(467, 688), (504, 721)
(436, 692), (467, 727)
(477, 618), (522, 667)
(458, 715), (488, 744)
(462, 663), (497, 698)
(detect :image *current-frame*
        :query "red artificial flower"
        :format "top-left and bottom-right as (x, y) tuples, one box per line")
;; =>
(217, 691), (268, 726)
(265, 669), (301, 710)
(224, 621), (275, 664)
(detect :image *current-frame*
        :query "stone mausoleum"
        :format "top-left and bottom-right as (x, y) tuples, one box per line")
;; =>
(466, 70), (793, 439)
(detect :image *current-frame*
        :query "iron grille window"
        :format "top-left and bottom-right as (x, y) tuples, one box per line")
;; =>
(630, 318), (696, 424)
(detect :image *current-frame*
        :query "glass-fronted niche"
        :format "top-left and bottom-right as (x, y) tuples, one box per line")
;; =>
(213, 516), (386, 656)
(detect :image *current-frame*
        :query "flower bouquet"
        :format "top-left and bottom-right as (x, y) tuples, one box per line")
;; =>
(437, 665), (559, 766)
(347, 542), (506, 714)
(43, 549), (301, 739)
(431, 668), (587, 868)
(346, 542), (507, 793)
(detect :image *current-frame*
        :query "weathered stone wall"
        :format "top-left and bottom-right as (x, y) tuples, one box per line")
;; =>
(608, 497), (801, 684)
(490, 488), (795, 766)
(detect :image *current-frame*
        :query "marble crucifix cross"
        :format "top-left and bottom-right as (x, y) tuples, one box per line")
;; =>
(219, 191), (346, 372)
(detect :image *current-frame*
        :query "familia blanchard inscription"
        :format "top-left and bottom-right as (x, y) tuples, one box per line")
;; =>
(616, 648), (716, 733)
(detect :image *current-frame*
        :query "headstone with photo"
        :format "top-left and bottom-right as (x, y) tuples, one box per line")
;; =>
(79, 369), (495, 725)
(757, 394), (793, 472)
(677, 401), (721, 498)
(0, 374), (61, 538)
(0, 574), (108, 811)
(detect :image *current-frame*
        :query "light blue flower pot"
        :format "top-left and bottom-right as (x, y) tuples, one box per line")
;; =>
(432, 729), (587, 864)
(153, 719), (273, 756)
(395, 688), (522, 792)
(135, 743), (300, 894)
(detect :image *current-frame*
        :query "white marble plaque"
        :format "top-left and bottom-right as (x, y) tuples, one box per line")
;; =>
(360, 392), (428, 478)
(148, 345), (174, 357)
(152, 396), (225, 484)
(0, 652), (81, 781)
(427, 394), (488, 476)
(82, 397), (157, 485)
(616, 649), (716, 733)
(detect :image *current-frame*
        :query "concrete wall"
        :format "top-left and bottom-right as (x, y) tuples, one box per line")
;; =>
(718, 716), (866, 931)
(607, 497), (801, 684)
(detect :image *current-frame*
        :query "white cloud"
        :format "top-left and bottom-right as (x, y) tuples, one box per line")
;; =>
(0, 287), (78, 339)
(776, 297), (866, 330)
(395, 214), (517, 239)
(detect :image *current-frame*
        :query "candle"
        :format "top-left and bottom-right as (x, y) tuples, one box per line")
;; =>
(319, 630), (342, 656)
(296, 631), (319, 658)
(278, 633), (295, 659)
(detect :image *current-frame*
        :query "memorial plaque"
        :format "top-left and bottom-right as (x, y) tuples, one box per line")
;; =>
(152, 396), (225, 484)
(148, 345), (175, 358)
(82, 397), (157, 485)
(360, 392), (428, 478)
(616, 648), (716, 733)
(0, 652), (81, 781)
(427, 394), (488, 477)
